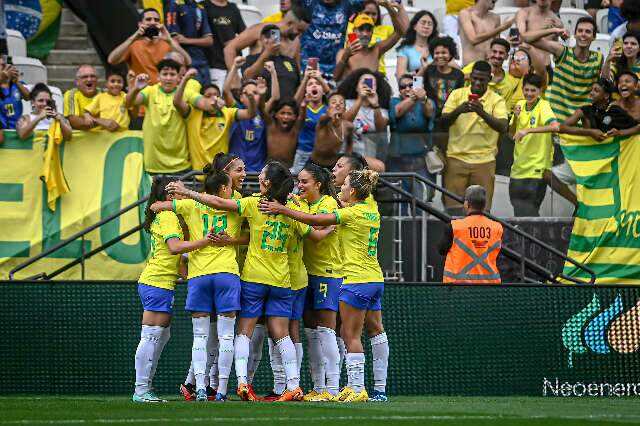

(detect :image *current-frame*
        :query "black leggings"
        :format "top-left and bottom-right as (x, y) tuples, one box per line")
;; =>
(509, 178), (547, 217)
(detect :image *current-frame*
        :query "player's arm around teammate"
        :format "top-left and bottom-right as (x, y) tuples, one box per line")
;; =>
(133, 177), (212, 403)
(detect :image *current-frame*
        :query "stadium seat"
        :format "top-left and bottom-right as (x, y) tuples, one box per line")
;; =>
(241, 0), (279, 19)
(567, 33), (610, 58)
(7, 29), (27, 57)
(384, 57), (399, 97)
(494, 0), (518, 6)
(559, 8), (591, 36)
(596, 8), (608, 34)
(21, 84), (64, 116)
(493, 7), (519, 24)
(406, 0), (446, 13)
(382, 6), (419, 28)
(238, 4), (263, 28)
(12, 57), (47, 85)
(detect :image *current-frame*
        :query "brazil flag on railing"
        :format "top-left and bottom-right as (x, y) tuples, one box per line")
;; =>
(6, 0), (62, 59)
(561, 133), (640, 284)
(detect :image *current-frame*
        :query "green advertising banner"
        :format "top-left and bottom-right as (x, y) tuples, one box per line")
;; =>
(1, 282), (639, 396)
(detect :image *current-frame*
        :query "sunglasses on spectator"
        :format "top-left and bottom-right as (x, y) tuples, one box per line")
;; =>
(399, 83), (412, 89)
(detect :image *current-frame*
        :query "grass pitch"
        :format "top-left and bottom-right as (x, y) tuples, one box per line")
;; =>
(1, 396), (639, 425)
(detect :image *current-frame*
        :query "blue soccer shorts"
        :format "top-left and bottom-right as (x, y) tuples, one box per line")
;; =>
(138, 283), (175, 313)
(185, 273), (241, 314)
(339, 282), (384, 311)
(240, 281), (294, 318)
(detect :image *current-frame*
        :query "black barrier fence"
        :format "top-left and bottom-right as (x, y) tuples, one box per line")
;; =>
(2, 281), (639, 397)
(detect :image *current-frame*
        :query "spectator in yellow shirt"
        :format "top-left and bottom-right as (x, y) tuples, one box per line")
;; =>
(63, 64), (100, 131)
(440, 60), (508, 215)
(262, 0), (291, 24)
(84, 71), (131, 132)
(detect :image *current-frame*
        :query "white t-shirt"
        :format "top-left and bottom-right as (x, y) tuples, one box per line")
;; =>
(29, 113), (54, 131)
(345, 99), (389, 158)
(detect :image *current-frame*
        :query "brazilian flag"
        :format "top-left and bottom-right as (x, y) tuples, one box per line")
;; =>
(5, 0), (62, 59)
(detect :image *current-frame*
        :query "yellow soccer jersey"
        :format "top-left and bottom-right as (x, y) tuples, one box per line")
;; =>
(288, 200), (309, 291)
(510, 99), (557, 180)
(335, 201), (384, 284)
(140, 84), (190, 173)
(303, 195), (342, 278)
(138, 211), (183, 290)
(84, 92), (130, 130)
(173, 198), (243, 279)
(237, 195), (311, 288)
(63, 88), (98, 116)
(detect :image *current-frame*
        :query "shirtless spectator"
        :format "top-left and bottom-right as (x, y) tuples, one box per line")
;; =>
(310, 92), (354, 168)
(516, 0), (564, 80)
(459, 0), (515, 65)
(266, 98), (302, 167)
(602, 71), (640, 137)
(334, 4), (405, 82)
(108, 8), (191, 84)
(223, 4), (311, 71)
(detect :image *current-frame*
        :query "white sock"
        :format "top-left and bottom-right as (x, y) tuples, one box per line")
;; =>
(371, 332), (389, 393)
(191, 317), (210, 391)
(134, 325), (163, 395)
(207, 321), (219, 389)
(234, 334), (250, 385)
(185, 363), (195, 386)
(248, 324), (265, 384)
(269, 338), (286, 394)
(346, 352), (366, 393)
(149, 326), (170, 388)
(294, 343), (303, 377)
(276, 336), (300, 391)
(304, 328), (325, 393)
(337, 336), (346, 374)
(318, 326), (340, 395)
(217, 316), (236, 395)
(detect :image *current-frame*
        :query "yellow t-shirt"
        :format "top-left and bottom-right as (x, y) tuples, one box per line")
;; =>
(140, 84), (191, 173)
(442, 86), (508, 164)
(288, 200), (310, 291)
(510, 99), (557, 180)
(63, 88), (98, 117)
(446, 0), (474, 15)
(335, 201), (384, 284)
(463, 62), (522, 113)
(172, 198), (243, 279)
(237, 195), (311, 288)
(138, 211), (183, 290)
(345, 23), (394, 75)
(303, 195), (342, 278)
(262, 11), (283, 23)
(84, 92), (130, 130)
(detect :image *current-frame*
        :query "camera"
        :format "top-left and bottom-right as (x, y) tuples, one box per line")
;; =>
(143, 26), (159, 38)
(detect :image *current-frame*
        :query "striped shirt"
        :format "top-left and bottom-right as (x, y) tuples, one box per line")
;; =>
(545, 46), (603, 122)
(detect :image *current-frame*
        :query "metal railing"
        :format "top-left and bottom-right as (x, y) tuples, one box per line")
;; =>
(9, 170), (595, 284)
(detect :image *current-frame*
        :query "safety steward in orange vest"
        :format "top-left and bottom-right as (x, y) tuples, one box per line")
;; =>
(439, 185), (503, 284)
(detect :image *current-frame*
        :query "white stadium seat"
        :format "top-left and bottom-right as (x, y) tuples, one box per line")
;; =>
(596, 8), (608, 34)
(384, 57), (399, 97)
(238, 4), (263, 28)
(559, 7), (591, 36)
(240, 0), (279, 19)
(12, 56), (47, 85)
(406, 0), (446, 13)
(567, 33), (611, 58)
(6, 29), (27, 57)
(493, 6), (520, 22)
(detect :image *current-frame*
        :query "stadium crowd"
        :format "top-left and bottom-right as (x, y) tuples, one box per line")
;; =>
(2, 0), (640, 404)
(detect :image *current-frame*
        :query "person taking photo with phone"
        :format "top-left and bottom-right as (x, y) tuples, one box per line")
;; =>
(242, 25), (301, 100)
(439, 60), (508, 215)
(17, 83), (72, 141)
(108, 8), (191, 85)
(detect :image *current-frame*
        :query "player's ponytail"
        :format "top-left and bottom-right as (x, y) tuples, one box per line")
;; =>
(204, 169), (232, 196)
(303, 163), (341, 207)
(263, 160), (294, 205)
(143, 176), (173, 232)
(207, 152), (240, 174)
(349, 169), (379, 201)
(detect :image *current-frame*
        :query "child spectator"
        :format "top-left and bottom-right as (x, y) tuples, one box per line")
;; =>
(508, 73), (559, 217)
(84, 71), (130, 132)
(174, 67), (256, 172)
(126, 59), (190, 174)
(421, 36), (464, 115)
(266, 98), (302, 168)
(309, 92), (354, 168)
(0, 60), (29, 131)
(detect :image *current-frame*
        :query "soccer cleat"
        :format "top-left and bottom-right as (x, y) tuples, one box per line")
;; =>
(276, 387), (304, 402)
(332, 386), (354, 402)
(261, 391), (281, 402)
(132, 391), (166, 403)
(206, 386), (217, 401)
(308, 391), (335, 402)
(179, 383), (196, 401)
(195, 388), (208, 401)
(303, 390), (320, 401)
(237, 383), (258, 401)
(343, 388), (369, 403)
(215, 393), (227, 401)
(368, 390), (388, 402)
(247, 384), (259, 401)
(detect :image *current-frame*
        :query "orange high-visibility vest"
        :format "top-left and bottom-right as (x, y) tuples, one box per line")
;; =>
(443, 214), (503, 284)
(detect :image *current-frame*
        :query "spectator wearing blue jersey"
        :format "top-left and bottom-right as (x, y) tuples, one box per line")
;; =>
(0, 61), (29, 130)
(388, 74), (437, 201)
(290, 68), (332, 173)
(300, 0), (364, 76)
(166, 0), (213, 86)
